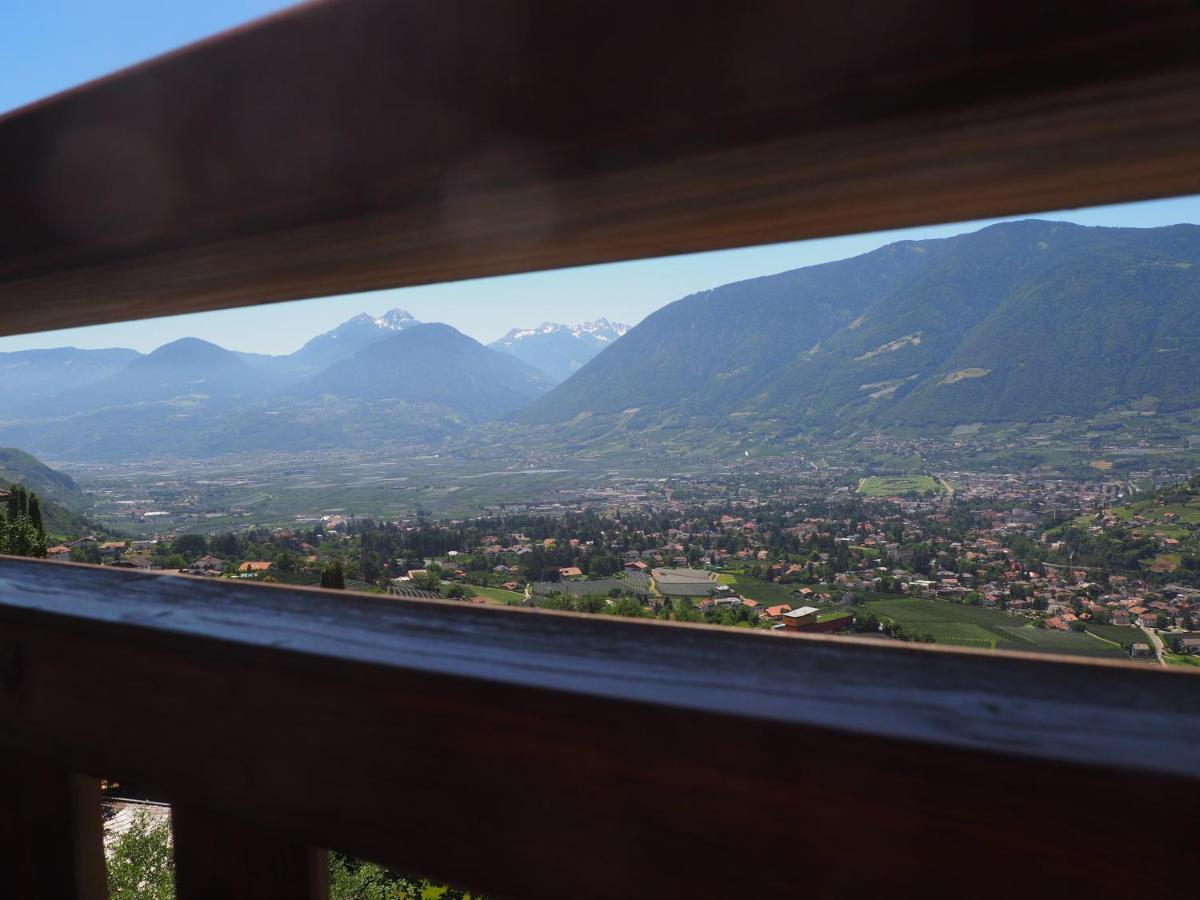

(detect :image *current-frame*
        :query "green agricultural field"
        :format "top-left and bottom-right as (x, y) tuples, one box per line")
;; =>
(731, 576), (799, 606)
(863, 598), (1131, 659)
(715, 573), (737, 585)
(857, 475), (942, 497)
(1083, 623), (1146, 649)
(1166, 653), (1200, 668)
(466, 585), (525, 605)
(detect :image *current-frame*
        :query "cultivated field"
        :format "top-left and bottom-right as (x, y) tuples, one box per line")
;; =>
(729, 575), (800, 605)
(857, 475), (942, 497)
(864, 598), (1133, 659)
(466, 585), (525, 605)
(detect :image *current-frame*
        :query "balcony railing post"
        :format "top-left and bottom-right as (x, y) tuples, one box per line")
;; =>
(173, 804), (329, 900)
(0, 747), (106, 900)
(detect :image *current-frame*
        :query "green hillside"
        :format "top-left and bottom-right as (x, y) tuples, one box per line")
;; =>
(520, 220), (1200, 442)
(0, 447), (92, 538)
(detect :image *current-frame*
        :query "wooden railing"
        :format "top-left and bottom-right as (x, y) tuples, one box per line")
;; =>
(3, 1), (1200, 896)
(1, 557), (1199, 899)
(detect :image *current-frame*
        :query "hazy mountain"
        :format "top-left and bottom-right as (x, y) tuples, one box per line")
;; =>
(0, 347), (142, 414)
(269, 308), (421, 377)
(489, 319), (630, 382)
(51, 338), (274, 415)
(0, 316), (551, 461)
(304, 323), (554, 418)
(521, 221), (1200, 439)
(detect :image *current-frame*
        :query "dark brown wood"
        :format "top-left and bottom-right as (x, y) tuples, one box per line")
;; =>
(173, 804), (328, 900)
(0, 746), (107, 900)
(3, 1), (1200, 337)
(1, 556), (1199, 898)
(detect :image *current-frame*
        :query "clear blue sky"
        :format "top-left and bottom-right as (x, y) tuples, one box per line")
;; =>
(4, 2), (1200, 355)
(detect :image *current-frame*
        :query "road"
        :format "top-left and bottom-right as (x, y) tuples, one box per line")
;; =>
(1142, 626), (1167, 667)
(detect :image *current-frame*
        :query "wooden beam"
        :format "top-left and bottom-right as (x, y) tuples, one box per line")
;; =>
(0, 747), (107, 900)
(1, 557), (1199, 898)
(173, 805), (328, 900)
(3, 1), (1200, 336)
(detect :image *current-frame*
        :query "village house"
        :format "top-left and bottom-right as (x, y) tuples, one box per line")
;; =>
(188, 555), (224, 575)
(238, 561), (274, 577)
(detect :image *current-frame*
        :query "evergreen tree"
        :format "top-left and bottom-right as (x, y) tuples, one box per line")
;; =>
(27, 495), (43, 534)
(321, 560), (346, 590)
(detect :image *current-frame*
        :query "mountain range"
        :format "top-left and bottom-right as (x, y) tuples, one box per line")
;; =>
(0, 313), (557, 460)
(489, 319), (630, 382)
(1, 220), (1198, 461)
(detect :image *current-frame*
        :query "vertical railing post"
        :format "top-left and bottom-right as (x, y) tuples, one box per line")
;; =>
(173, 804), (329, 899)
(0, 747), (107, 899)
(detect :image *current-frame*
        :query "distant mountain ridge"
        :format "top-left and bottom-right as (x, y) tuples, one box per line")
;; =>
(0, 313), (555, 460)
(1, 347), (143, 416)
(490, 318), (630, 382)
(298, 322), (554, 417)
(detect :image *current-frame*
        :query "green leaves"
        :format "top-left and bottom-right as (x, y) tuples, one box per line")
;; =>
(106, 810), (174, 900)
(0, 484), (47, 558)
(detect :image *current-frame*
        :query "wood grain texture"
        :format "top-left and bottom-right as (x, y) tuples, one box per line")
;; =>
(174, 804), (329, 900)
(0, 747), (107, 900)
(1, 556), (1199, 897)
(3, 1), (1200, 336)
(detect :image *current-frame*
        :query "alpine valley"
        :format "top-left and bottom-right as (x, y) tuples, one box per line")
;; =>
(1, 220), (1198, 467)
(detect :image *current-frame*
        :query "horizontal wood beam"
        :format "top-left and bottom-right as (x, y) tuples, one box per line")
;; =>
(173, 804), (329, 900)
(1, 557), (1198, 897)
(3, 1), (1200, 336)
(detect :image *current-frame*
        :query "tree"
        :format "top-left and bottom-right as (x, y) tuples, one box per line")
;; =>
(106, 810), (174, 900)
(0, 512), (47, 558)
(410, 571), (441, 592)
(321, 560), (346, 590)
(276, 549), (298, 573)
(172, 534), (208, 560)
(606, 596), (644, 618)
(27, 495), (42, 534)
(328, 853), (477, 900)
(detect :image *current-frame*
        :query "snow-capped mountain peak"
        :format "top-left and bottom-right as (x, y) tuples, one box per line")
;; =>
(374, 308), (419, 331)
(496, 319), (630, 346)
(567, 318), (629, 342)
(489, 318), (632, 382)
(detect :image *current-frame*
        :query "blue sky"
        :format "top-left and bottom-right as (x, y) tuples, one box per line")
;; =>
(5, 2), (1200, 355)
